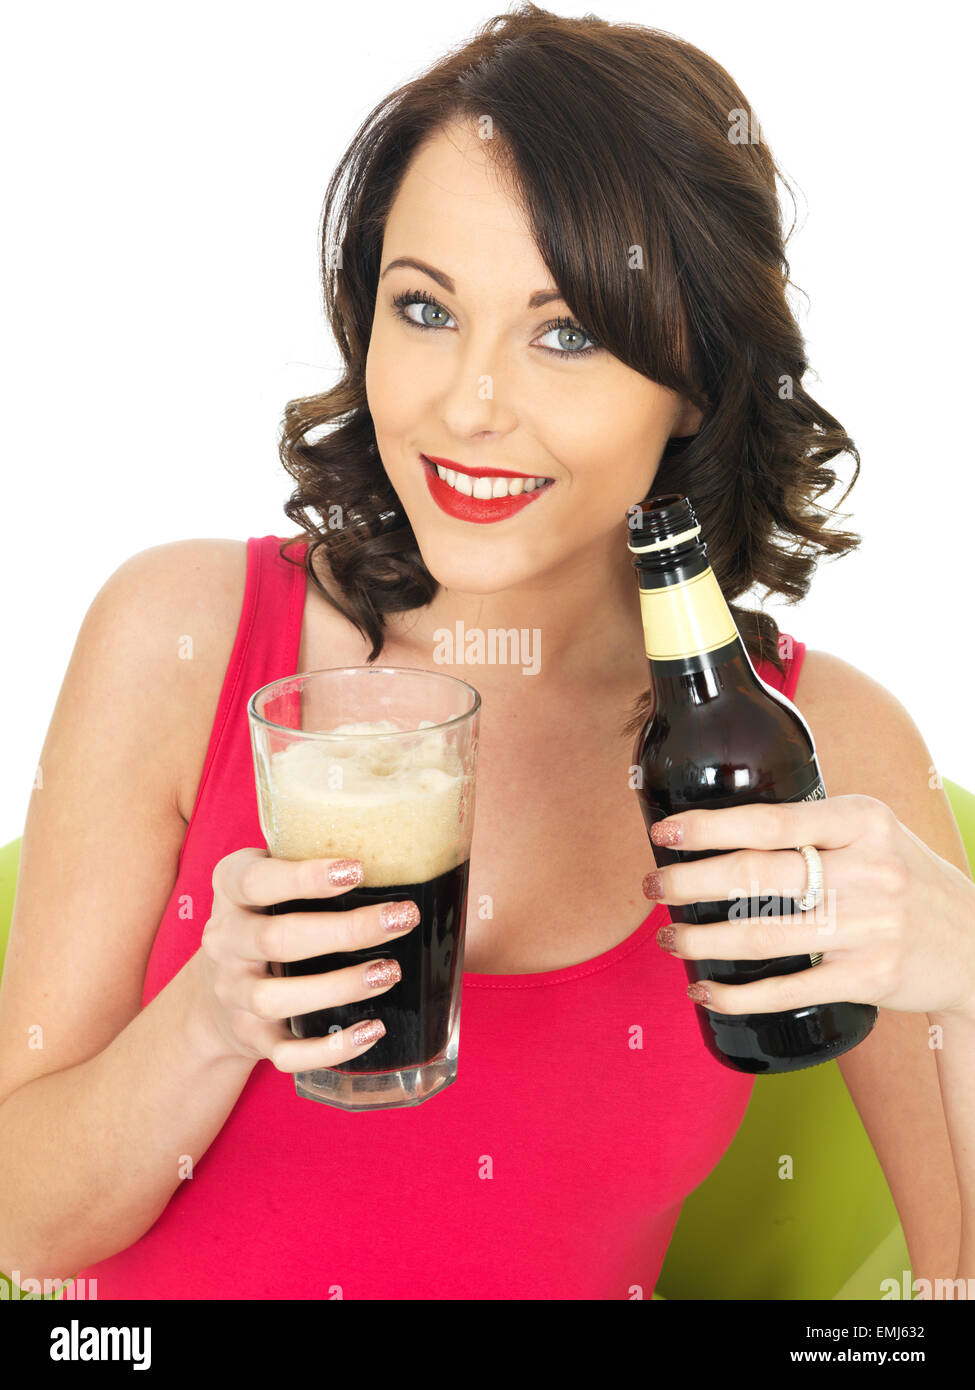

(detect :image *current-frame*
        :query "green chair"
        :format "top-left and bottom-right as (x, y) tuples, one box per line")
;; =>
(1, 781), (973, 1301)
(0, 833), (19, 979)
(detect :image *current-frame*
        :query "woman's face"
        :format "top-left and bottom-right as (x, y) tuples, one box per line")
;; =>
(365, 119), (701, 594)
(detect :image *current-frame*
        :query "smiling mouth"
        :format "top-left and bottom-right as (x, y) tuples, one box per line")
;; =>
(419, 453), (556, 524)
(420, 454), (555, 499)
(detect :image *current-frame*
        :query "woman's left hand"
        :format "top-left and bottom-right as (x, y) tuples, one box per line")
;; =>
(644, 793), (975, 1021)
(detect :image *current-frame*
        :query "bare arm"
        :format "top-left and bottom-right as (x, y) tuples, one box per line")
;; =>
(0, 543), (255, 1280)
(0, 541), (411, 1283)
(793, 650), (970, 1287)
(0, 951), (256, 1282)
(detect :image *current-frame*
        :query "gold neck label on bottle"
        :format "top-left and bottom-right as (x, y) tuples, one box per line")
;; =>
(638, 567), (738, 660)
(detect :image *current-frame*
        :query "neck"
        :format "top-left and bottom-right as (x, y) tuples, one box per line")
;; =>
(383, 542), (649, 697)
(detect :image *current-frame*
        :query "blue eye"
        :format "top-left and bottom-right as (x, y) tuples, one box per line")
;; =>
(389, 289), (600, 359)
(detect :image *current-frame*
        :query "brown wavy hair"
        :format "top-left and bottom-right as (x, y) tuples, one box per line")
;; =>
(276, 3), (860, 733)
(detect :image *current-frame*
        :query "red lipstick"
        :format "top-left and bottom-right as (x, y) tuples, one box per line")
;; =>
(423, 455), (549, 481)
(420, 453), (555, 525)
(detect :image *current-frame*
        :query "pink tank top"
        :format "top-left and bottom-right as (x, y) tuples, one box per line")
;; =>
(75, 535), (806, 1300)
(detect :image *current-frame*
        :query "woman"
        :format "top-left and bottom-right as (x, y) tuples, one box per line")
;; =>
(0, 4), (972, 1300)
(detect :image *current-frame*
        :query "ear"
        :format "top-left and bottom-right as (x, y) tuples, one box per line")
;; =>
(671, 399), (704, 437)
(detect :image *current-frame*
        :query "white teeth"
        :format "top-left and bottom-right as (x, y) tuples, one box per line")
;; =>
(433, 463), (549, 500)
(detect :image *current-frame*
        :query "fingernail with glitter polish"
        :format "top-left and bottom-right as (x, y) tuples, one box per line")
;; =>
(328, 859), (364, 887)
(381, 900), (421, 933)
(364, 959), (402, 989)
(643, 871), (663, 900)
(351, 1019), (386, 1047)
(687, 983), (711, 1005)
(651, 820), (683, 847)
(656, 926), (677, 951)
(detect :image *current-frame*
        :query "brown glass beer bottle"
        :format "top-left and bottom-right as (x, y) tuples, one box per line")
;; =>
(627, 493), (878, 1073)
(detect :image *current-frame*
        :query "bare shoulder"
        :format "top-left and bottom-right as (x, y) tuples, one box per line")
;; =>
(87, 537), (250, 699)
(99, 538), (251, 822)
(790, 644), (969, 897)
(790, 649), (910, 795)
(102, 536), (248, 607)
(791, 648), (915, 735)
(791, 649), (951, 829)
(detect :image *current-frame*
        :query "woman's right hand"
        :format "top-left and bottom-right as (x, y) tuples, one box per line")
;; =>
(193, 848), (419, 1070)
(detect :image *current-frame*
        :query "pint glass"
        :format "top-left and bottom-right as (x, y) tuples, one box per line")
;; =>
(247, 666), (481, 1110)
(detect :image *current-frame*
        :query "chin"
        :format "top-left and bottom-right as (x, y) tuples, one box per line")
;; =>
(411, 533), (528, 595)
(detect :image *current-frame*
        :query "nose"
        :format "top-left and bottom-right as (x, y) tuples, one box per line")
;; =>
(434, 337), (519, 439)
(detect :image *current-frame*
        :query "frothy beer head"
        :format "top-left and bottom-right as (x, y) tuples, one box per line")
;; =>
(259, 719), (469, 887)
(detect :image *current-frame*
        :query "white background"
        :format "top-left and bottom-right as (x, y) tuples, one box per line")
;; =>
(2, 0), (973, 843)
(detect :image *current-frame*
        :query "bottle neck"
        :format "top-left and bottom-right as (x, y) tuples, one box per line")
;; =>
(634, 544), (755, 694)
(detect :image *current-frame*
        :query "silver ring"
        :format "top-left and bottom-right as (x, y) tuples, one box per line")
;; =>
(795, 844), (824, 911)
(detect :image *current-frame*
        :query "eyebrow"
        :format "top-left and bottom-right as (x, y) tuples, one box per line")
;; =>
(378, 256), (566, 310)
